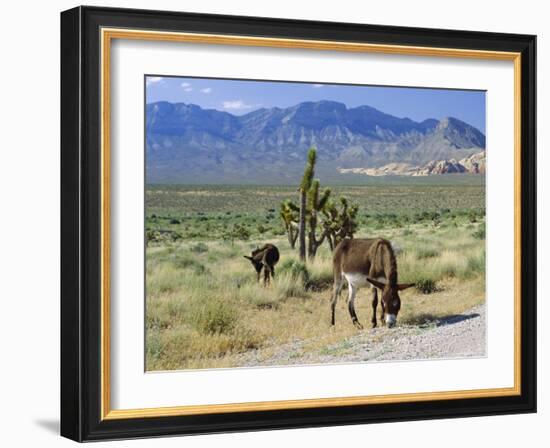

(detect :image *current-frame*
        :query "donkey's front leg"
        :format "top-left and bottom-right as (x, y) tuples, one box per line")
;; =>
(371, 288), (378, 328)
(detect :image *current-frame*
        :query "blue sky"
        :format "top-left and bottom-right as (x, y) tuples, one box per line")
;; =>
(146, 75), (486, 133)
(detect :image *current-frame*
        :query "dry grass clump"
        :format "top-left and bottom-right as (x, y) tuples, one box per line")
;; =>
(394, 226), (485, 293)
(306, 252), (334, 291)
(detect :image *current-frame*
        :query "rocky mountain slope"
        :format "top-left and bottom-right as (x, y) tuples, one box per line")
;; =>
(146, 100), (485, 183)
(339, 151), (486, 177)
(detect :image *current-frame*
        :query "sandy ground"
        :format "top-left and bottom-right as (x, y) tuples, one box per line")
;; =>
(236, 304), (486, 367)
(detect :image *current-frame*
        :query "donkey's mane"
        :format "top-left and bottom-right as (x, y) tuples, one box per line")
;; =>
(372, 239), (398, 286)
(251, 244), (270, 256)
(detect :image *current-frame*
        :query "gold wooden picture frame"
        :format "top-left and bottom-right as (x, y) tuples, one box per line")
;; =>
(61, 6), (536, 442)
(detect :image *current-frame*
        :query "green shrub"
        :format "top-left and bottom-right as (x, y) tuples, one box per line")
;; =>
(415, 277), (437, 294)
(172, 254), (207, 274)
(146, 229), (182, 245)
(306, 260), (333, 291)
(190, 242), (209, 253)
(146, 263), (187, 294)
(240, 284), (283, 309)
(256, 224), (269, 234)
(274, 274), (309, 300)
(440, 263), (458, 278)
(146, 331), (163, 363)
(188, 298), (238, 335)
(229, 272), (251, 289)
(146, 230), (162, 244)
(222, 223), (251, 243)
(472, 222), (486, 240)
(466, 252), (486, 277)
(416, 248), (440, 259)
(278, 259), (310, 286)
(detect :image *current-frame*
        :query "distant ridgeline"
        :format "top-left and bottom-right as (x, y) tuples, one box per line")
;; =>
(145, 100), (486, 184)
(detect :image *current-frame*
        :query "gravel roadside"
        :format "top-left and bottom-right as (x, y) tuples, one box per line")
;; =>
(237, 303), (486, 367)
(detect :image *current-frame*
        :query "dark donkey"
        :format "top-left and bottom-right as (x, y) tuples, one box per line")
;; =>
(244, 244), (280, 286)
(331, 238), (414, 329)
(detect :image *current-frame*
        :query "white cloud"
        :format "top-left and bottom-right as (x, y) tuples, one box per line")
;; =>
(146, 76), (163, 86)
(312, 84), (324, 88)
(181, 82), (192, 88)
(222, 100), (255, 110)
(184, 87), (193, 92)
(201, 88), (212, 94)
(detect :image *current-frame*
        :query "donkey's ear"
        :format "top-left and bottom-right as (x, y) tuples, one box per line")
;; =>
(366, 277), (386, 289)
(397, 282), (415, 291)
(243, 255), (253, 261)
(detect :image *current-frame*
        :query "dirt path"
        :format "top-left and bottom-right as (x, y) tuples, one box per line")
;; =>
(236, 304), (486, 367)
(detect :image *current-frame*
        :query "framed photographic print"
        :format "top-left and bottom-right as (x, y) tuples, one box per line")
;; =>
(60, 6), (536, 442)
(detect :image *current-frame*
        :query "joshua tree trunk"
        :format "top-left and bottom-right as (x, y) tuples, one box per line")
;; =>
(308, 229), (327, 259)
(298, 188), (307, 262)
(306, 177), (331, 259)
(326, 233), (334, 251)
(280, 200), (300, 250)
(287, 224), (298, 249)
(307, 208), (327, 259)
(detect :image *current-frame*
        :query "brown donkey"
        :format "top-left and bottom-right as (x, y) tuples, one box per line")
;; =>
(331, 238), (414, 329)
(244, 244), (280, 286)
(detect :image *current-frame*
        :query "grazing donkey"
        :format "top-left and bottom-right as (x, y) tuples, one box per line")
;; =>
(244, 244), (280, 286)
(331, 238), (414, 329)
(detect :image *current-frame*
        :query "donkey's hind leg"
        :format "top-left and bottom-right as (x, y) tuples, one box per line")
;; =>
(347, 284), (363, 330)
(265, 263), (275, 285)
(371, 288), (378, 328)
(263, 265), (271, 286)
(330, 275), (343, 326)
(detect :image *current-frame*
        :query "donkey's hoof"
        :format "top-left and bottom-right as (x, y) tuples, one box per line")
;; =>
(353, 321), (364, 330)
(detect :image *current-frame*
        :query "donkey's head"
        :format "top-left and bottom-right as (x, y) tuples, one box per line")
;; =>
(243, 253), (263, 274)
(366, 277), (415, 327)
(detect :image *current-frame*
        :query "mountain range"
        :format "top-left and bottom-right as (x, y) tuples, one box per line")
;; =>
(146, 100), (486, 184)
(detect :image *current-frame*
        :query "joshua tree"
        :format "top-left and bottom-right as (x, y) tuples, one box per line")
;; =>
(280, 199), (300, 249)
(307, 179), (331, 259)
(281, 146), (359, 259)
(322, 197), (359, 250)
(298, 148), (316, 261)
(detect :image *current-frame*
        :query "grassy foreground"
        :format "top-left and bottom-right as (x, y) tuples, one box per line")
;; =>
(145, 184), (486, 371)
